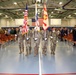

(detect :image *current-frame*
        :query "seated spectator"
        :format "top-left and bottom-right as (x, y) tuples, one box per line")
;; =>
(5, 29), (9, 36)
(72, 25), (76, 46)
(10, 28), (15, 35)
(60, 27), (65, 41)
(8, 28), (11, 35)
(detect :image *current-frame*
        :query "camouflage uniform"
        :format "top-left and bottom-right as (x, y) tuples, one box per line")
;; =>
(18, 31), (25, 54)
(33, 30), (40, 56)
(50, 30), (57, 55)
(42, 30), (49, 55)
(25, 30), (31, 56)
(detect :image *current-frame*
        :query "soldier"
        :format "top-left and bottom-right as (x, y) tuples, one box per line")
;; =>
(25, 29), (31, 56)
(33, 27), (40, 56)
(42, 30), (49, 55)
(50, 28), (57, 55)
(18, 26), (25, 54)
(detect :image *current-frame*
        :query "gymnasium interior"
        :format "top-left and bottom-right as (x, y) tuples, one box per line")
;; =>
(0, 0), (76, 75)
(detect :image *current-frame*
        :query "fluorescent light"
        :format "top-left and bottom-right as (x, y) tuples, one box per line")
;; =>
(55, 8), (60, 10)
(64, 17), (66, 19)
(14, 2), (17, 5)
(74, 13), (76, 15)
(19, 9), (21, 10)
(37, 0), (41, 2)
(69, 15), (71, 17)
(0, 13), (2, 15)
(38, 12), (40, 14)
(23, 12), (24, 14)
(5, 15), (8, 18)
(59, 2), (62, 5)
(51, 12), (53, 14)
(38, 9), (40, 12)
(68, 15), (72, 18)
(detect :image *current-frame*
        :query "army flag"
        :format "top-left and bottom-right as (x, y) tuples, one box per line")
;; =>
(43, 3), (49, 30)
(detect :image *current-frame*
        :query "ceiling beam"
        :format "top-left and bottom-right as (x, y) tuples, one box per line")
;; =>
(0, 0), (26, 6)
(0, 10), (20, 18)
(0, 7), (55, 10)
(0, 10), (14, 18)
(62, 0), (73, 9)
(46, 0), (61, 8)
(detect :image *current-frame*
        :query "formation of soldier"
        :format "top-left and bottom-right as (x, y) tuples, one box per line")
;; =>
(18, 26), (58, 56)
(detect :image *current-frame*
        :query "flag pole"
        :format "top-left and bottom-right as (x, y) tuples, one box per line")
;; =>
(35, 0), (37, 27)
(34, 0), (40, 31)
(35, 1), (42, 75)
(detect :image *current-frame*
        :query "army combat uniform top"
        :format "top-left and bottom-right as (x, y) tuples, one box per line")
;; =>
(18, 31), (25, 53)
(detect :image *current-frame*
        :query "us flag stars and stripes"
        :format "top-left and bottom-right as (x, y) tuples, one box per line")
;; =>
(22, 4), (29, 34)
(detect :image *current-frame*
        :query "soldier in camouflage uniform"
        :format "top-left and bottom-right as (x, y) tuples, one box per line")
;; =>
(42, 30), (49, 55)
(25, 29), (31, 56)
(33, 27), (40, 56)
(18, 26), (25, 54)
(50, 28), (57, 55)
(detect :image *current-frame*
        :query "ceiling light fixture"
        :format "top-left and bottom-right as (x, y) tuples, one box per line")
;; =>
(5, 15), (8, 18)
(0, 13), (2, 15)
(59, 2), (63, 5)
(74, 13), (76, 15)
(64, 17), (66, 19)
(38, 12), (40, 14)
(23, 12), (24, 14)
(69, 15), (71, 17)
(37, 0), (41, 2)
(19, 9), (21, 10)
(14, 2), (17, 5)
(51, 12), (53, 14)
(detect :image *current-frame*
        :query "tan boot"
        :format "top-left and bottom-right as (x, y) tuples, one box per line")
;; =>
(25, 49), (28, 56)
(19, 50), (22, 54)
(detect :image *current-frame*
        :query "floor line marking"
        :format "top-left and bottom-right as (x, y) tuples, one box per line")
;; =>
(39, 40), (42, 75)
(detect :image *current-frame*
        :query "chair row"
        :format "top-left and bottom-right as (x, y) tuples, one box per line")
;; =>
(0, 34), (15, 45)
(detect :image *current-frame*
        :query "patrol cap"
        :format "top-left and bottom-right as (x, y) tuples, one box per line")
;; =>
(19, 25), (22, 27)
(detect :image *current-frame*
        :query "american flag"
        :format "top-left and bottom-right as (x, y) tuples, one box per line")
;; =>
(22, 4), (28, 34)
(32, 18), (43, 26)
(43, 3), (49, 30)
(35, 3), (39, 27)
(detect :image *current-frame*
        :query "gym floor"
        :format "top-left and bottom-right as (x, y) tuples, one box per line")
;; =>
(0, 40), (76, 75)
